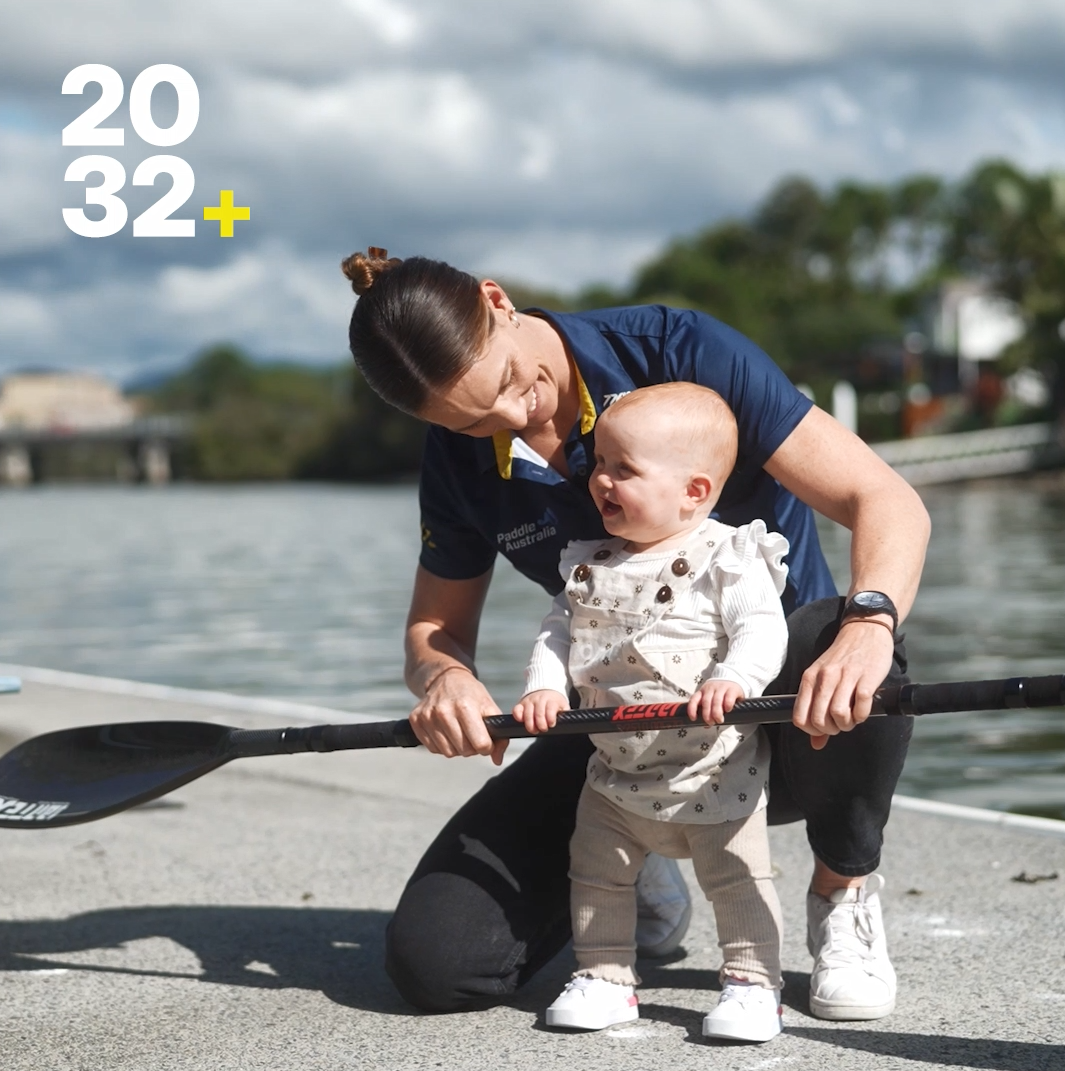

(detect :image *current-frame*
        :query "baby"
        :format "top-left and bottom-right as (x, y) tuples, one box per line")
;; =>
(513, 382), (790, 1042)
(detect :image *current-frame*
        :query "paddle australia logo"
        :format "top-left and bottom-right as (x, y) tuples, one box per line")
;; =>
(498, 508), (559, 553)
(0, 796), (70, 822)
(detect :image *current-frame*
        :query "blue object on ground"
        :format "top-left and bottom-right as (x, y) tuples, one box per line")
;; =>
(0, 677), (22, 694)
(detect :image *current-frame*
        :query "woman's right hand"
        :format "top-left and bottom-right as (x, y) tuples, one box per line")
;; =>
(409, 665), (509, 766)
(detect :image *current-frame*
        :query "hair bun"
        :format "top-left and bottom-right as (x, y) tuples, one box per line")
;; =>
(341, 247), (402, 296)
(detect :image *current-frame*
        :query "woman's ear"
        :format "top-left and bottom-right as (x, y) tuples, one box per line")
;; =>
(480, 279), (510, 314)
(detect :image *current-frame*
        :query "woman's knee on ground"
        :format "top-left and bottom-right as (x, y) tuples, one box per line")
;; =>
(384, 874), (518, 1013)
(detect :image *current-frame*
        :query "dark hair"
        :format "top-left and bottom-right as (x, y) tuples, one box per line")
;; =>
(341, 248), (491, 414)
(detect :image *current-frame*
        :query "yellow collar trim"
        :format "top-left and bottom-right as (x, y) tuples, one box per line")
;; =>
(492, 430), (513, 481)
(575, 362), (597, 435)
(491, 362), (597, 480)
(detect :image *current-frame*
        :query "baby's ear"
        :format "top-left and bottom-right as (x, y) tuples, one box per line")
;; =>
(687, 473), (714, 505)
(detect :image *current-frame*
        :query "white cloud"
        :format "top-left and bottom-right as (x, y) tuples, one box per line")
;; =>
(0, 291), (57, 347)
(2, 0), (1065, 372)
(341, 0), (421, 47)
(0, 129), (66, 255)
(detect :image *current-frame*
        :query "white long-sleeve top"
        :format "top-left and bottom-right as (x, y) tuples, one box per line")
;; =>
(523, 518), (790, 823)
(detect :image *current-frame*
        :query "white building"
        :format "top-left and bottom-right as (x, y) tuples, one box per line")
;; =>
(932, 280), (1026, 389)
(0, 371), (135, 431)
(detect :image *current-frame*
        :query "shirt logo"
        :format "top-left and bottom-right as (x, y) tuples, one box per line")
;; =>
(498, 508), (559, 553)
(602, 392), (630, 408)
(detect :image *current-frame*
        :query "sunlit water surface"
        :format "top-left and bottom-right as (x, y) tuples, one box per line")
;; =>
(0, 479), (1062, 818)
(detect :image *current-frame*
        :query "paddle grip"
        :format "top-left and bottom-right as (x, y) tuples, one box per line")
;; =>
(230, 721), (420, 757)
(876, 674), (1065, 716)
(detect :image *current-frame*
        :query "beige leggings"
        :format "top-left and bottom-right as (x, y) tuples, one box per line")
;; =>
(568, 784), (783, 989)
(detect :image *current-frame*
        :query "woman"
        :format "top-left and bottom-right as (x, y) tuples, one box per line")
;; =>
(341, 247), (930, 1020)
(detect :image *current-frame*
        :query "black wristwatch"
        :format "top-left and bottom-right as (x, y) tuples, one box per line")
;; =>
(842, 591), (898, 633)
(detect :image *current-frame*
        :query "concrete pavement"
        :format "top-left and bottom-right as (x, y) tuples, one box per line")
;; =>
(1, 673), (1063, 1071)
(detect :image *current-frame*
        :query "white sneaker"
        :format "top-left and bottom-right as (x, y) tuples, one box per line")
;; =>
(634, 853), (692, 958)
(545, 976), (639, 1030)
(702, 981), (782, 1042)
(807, 872), (896, 1020)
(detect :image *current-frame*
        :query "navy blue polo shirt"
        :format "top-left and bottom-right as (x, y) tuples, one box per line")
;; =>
(418, 305), (836, 614)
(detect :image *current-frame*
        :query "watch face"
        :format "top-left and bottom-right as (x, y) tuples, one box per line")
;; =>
(853, 591), (890, 613)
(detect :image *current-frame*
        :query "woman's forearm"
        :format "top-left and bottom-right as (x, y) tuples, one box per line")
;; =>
(765, 406), (930, 620)
(843, 478), (930, 621)
(404, 620), (478, 697)
(403, 565), (493, 698)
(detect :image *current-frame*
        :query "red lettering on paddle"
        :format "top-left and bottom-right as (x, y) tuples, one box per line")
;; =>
(611, 702), (684, 722)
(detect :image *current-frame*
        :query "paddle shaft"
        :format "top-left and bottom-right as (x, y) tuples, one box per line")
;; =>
(227, 673), (1065, 757)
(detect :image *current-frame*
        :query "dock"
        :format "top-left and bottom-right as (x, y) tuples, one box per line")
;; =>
(1, 669), (1063, 1070)
(872, 421), (1065, 486)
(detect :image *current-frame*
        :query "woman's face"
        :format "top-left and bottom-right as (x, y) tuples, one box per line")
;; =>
(417, 282), (567, 437)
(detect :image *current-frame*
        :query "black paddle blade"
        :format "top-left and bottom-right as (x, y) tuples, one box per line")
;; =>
(0, 721), (235, 829)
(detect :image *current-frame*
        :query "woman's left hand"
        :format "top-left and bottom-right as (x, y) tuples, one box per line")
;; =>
(790, 619), (896, 748)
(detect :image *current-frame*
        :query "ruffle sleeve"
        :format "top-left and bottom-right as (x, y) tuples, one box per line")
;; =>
(709, 520), (789, 596)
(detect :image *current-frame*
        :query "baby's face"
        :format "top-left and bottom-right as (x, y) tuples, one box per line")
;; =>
(590, 407), (697, 549)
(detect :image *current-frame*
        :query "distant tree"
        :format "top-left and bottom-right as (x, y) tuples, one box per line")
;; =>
(940, 160), (1065, 413)
(149, 345), (425, 481)
(630, 176), (903, 379)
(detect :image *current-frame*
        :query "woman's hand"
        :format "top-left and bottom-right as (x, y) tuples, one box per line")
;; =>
(688, 679), (746, 725)
(409, 665), (510, 765)
(790, 619), (896, 748)
(512, 689), (570, 734)
(405, 567), (511, 764)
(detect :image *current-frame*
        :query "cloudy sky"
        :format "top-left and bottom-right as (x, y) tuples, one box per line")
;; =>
(2, 0), (1065, 380)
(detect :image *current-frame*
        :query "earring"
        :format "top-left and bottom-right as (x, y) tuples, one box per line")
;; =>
(509, 309), (520, 328)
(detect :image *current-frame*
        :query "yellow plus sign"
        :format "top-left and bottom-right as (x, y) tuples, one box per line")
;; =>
(203, 190), (250, 237)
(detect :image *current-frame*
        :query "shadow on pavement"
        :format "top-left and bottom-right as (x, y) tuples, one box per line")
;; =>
(637, 961), (812, 1014)
(0, 905), (411, 1014)
(789, 1027), (1065, 1071)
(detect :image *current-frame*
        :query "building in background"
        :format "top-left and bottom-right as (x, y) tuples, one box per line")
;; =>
(0, 371), (136, 432)
(0, 371), (184, 486)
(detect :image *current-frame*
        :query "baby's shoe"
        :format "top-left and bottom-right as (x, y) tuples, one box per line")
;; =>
(545, 976), (639, 1030)
(702, 980), (782, 1042)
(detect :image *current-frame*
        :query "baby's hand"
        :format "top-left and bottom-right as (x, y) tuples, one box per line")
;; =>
(688, 679), (746, 725)
(512, 690), (570, 734)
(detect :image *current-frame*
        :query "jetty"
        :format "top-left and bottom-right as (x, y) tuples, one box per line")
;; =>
(1, 668), (1062, 1071)
(872, 421), (1065, 486)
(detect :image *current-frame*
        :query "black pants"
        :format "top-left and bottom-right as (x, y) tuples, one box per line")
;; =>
(385, 597), (912, 1012)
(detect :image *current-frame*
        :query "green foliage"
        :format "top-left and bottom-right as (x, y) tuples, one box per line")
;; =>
(150, 345), (424, 481)
(940, 160), (1065, 388)
(628, 175), (923, 379)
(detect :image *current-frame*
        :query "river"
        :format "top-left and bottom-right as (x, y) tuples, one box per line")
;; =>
(1, 478), (1063, 818)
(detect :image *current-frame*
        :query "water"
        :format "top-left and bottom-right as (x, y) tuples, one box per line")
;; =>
(0, 479), (1063, 818)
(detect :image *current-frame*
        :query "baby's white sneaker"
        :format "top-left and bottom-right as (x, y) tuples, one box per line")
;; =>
(545, 976), (639, 1030)
(702, 980), (782, 1042)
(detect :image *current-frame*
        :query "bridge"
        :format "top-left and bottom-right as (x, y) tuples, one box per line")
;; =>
(0, 415), (192, 485)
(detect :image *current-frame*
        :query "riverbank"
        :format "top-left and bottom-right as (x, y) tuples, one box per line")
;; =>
(1, 673), (1063, 1071)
